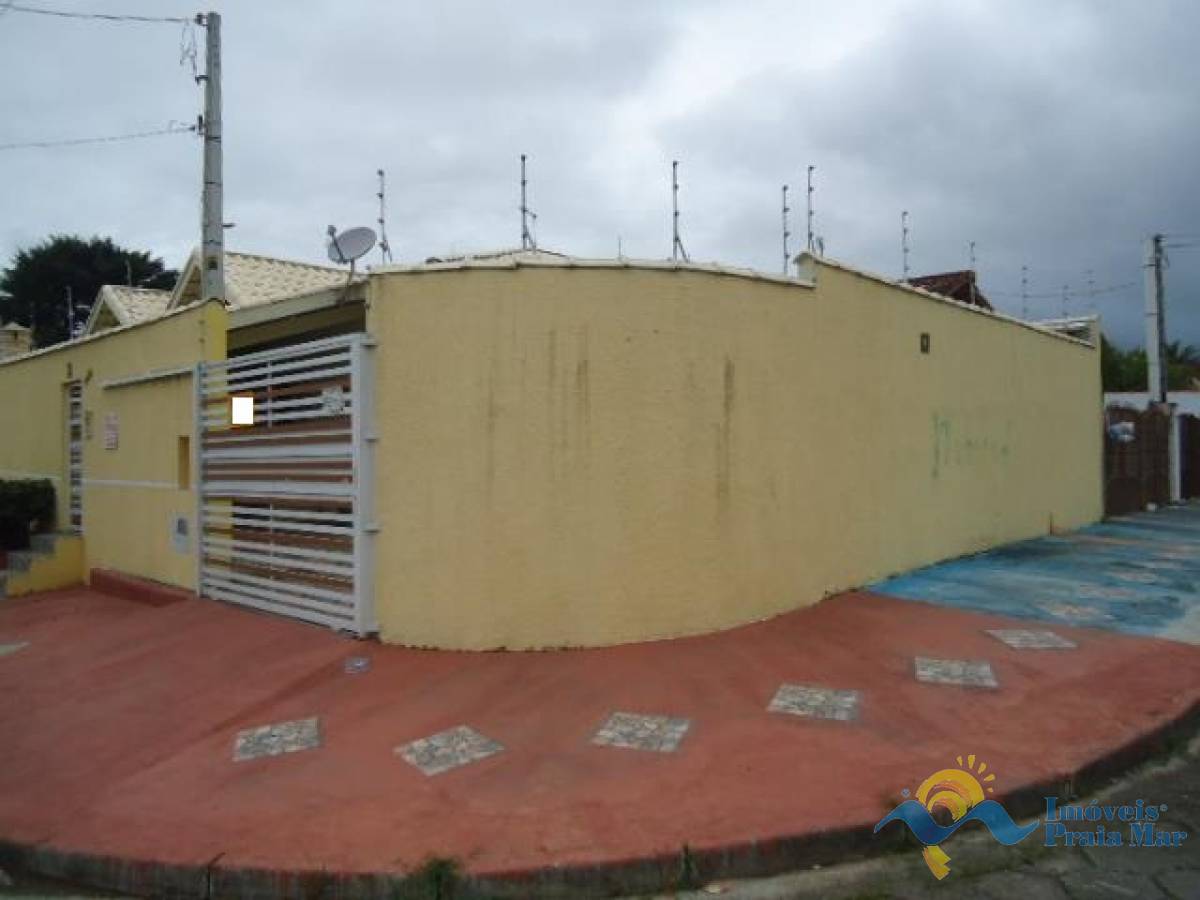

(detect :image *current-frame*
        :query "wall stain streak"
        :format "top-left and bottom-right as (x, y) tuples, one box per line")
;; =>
(716, 357), (735, 515)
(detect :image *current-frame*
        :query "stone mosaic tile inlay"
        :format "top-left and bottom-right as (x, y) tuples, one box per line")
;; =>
(592, 712), (691, 753)
(1109, 570), (1162, 584)
(395, 725), (504, 776)
(986, 629), (1078, 650)
(0, 642), (29, 658)
(1037, 600), (1115, 623)
(233, 716), (322, 762)
(767, 683), (861, 721)
(914, 657), (999, 689)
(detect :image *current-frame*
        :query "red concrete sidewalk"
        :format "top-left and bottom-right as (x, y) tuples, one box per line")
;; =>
(1, 586), (1198, 896)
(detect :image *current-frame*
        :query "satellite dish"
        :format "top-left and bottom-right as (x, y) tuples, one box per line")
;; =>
(327, 225), (377, 265)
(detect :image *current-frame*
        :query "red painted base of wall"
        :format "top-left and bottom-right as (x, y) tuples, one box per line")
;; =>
(88, 569), (194, 608)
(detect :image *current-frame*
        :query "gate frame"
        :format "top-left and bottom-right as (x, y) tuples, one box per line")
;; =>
(194, 333), (377, 636)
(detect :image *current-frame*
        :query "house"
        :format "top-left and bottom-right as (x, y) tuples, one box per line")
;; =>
(83, 285), (172, 335)
(83, 249), (350, 343)
(0, 248), (1103, 650)
(1106, 391), (1200, 417)
(0, 321), (32, 360)
(907, 269), (993, 310)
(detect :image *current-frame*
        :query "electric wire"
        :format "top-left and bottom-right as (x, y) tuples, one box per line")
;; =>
(0, 2), (189, 24)
(0, 122), (196, 151)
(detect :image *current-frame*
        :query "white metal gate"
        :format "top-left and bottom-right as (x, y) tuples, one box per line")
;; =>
(196, 334), (376, 635)
(66, 381), (83, 532)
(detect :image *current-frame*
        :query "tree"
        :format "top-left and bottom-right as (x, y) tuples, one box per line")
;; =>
(1101, 333), (1200, 392)
(0, 236), (176, 348)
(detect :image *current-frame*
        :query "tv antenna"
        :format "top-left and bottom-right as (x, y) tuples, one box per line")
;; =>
(781, 184), (791, 274)
(806, 165), (815, 251)
(901, 210), (911, 281)
(376, 169), (393, 264)
(671, 160), (689, 262)
(520, 154), (537, 250)
(327, 225), (377, 296)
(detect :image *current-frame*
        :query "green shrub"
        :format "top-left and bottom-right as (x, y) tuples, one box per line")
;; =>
(0, 479), (56, 550)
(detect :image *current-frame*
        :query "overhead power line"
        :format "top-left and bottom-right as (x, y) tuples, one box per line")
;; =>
(0, 122), (196, 151)
(984, 280), (1137, 301)
(0, 2), (189, 23)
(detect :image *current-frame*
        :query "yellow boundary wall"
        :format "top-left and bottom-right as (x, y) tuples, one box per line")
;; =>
(367, 258), (1103, 649)
(0, 301), (227, 591)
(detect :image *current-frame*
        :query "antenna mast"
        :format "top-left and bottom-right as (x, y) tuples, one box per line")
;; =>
(520, 154), (536, 250)
(671, 160), (689, 262)
(806, 165), (815, 252)
(376, 168), (393, 264)
(901, 210), (910, 281)
(781, 184), (790, 274)
(1020, 266), (1029, 319)
(968, 241), (977, 306)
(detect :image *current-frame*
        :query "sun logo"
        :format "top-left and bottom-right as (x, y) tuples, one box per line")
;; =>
(914, 754), (996, 879)
(875, 753), (1036, 880)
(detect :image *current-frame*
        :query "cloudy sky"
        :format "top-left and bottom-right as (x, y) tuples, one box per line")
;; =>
(1, 0), (1197, 347)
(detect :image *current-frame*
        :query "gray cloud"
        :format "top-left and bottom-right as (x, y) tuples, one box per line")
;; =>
(1, 0), (1197, 347)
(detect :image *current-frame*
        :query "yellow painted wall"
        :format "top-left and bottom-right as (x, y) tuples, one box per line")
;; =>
(6, 535), (82, 596)
(0, 302), (227, 590)
(367, 260), (1103, 649)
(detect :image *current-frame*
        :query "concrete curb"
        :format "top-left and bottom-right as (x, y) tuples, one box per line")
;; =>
(89, 568), (193, 608)
(2, 698), (1197, 899)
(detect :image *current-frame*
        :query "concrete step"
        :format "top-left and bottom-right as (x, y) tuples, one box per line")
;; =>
(7, 551), (35, 574)
(29, 533), (60, 554)
(2, 533), (83, 598)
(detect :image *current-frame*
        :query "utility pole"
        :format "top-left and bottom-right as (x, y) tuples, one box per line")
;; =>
(1145, 234), (1168, 404)
(901, 211), (910, 282)
(806, 165), (815, 252)
(1020, 266), (1029, 319)
(1061, 284), (1069, 318)
(781, 184), (790, 275)
(1144, 232), (1181, 501)
(671, 160), (688, 262)
(198, 11), (225, 305)
(520, 154), (535, 251)
(65, 286), (75, 339)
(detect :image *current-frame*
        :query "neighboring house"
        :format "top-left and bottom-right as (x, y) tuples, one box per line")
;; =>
(83, 285), (172, 336)
(0, 321), (31, 360)
(907, 270), (993, 311)
(167, 249), (347, 311)
(83, 249), (349, 338)
(1106, 391), (1200, 417)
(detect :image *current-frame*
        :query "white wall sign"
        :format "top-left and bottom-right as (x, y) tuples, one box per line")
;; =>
(103, 412), (118, 450)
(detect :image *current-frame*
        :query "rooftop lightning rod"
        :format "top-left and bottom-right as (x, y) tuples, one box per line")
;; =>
(1020, 266), (1029, 319)
(968, 241), (977, 306)
(671, 160), (689, 262)
(376, 169), (393, 264)
(806, 165), (815, 252)
(781, 184), (791, 275)
(520, 154), (536, 251)
(901, 210), (911, 282)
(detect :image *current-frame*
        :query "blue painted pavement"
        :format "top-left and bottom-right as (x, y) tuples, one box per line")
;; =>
(871, 503), (1200, 644)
